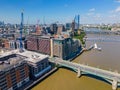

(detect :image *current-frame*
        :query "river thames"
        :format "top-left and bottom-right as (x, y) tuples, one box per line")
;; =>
(32, 29), (120, 90)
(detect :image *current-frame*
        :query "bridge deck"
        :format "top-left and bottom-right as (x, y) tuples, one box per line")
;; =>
(50, 59), (120, 82)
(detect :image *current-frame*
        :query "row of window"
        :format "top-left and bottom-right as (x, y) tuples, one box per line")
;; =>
(0, 64), (29, 90)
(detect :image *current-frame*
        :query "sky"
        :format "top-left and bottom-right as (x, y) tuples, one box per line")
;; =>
(0, 0), (120, 24)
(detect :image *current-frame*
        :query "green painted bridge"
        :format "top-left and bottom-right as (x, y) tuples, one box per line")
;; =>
(49, 58), (120, 90)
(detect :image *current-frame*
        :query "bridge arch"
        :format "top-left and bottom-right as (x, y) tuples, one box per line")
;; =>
(50, 59), (120, 90)
(82, 73), (112, 85)
(58, 65), (113, 85)
(57, 64), (119, 86)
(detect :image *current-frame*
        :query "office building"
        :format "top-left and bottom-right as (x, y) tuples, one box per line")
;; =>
(27, 35), (52, 55)
(18, 50), (52, 79)
(66, 23), (72, 30)
(0, 52), (29, 90)
(53, 37), (81, 60)
(57, 24), (65, 35)
(50, 24), (58, 34)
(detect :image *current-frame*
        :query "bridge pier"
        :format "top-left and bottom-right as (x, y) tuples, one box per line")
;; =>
(77, 68), (81, 78)
(112, 77), (117, 90)
(50, 59), (120, 89)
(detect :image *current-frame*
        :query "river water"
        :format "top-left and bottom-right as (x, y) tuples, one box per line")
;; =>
(32, 29), (120, 90)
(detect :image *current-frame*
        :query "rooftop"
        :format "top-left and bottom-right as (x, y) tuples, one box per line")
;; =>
(53, 36), (71, 40)
(0, 53), (27, 71)
(0, 49), (19, 58)
(17, 50), (48, 63)
(27, 35), (53, 39)
(0, 50), (48, 71)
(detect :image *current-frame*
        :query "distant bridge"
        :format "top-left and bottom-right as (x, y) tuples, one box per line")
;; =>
(49, 58), (120, 90)
(83, 28), (118, 35)
(85, 37), (120, 42)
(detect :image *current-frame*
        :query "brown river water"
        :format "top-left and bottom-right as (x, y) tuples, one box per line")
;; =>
(32, 31), (120, 90)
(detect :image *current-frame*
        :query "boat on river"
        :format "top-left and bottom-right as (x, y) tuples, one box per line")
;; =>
(94, 43), (101, 51)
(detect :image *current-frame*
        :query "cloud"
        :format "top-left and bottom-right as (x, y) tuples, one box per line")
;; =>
(81, 6), (120, 24)
(89, 8), (95, 12)
(109, 14), (116, 18)
(95, 14), (101, 18)
(87, 8), (96, 16)
(106, 6), (120, 23)
(115, 0), (120, 3)
(109, 6), (120, 13)
(109, 10), (114, 14)
(87, 12), (94, 16)
(115, 6), (120, 12)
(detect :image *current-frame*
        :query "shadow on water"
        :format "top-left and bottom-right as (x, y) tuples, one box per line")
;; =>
(59, 67), (111, 85)
(59, 66), (77, 73)
(82, 74), (120, 89)
(82, 74), (111, 85)
(57, 67), (120, 89)
(59, 67), (113, 85)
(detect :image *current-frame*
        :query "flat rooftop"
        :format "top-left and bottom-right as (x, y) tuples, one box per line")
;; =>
(0, 49), (23, 58)
(17, 50), (49, 63)
(0, 53), (27, 71)
(0, 50), (48, 71)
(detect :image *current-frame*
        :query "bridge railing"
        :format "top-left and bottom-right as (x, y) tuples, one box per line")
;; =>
(49, 58), (120, 82)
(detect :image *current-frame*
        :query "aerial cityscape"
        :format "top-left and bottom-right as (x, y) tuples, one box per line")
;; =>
(0, 0), (120, 90)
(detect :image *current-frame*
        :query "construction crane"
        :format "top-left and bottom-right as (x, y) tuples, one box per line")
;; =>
(78, 15), (80, 30)
(19, 10), (24, 52)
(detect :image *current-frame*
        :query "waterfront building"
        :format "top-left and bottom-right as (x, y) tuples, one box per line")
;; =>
(26, 34), (81, 60)
(53, 37), (64, 59)
(18, 50), (52, 79)
(53, 37), (81, 60)
(0, 52), (29, 90)
(71, 39), (81, 55)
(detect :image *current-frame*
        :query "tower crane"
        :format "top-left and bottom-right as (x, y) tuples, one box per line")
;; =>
(19, 10), (24, 52)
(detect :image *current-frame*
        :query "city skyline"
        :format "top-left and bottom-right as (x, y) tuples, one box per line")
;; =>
(0, 0), (120, 24)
